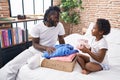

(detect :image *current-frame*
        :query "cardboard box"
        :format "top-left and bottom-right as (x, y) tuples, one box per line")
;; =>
(41, 56), (77, 72)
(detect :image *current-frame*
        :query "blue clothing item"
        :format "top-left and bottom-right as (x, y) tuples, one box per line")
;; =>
(43, 44), (78, 59)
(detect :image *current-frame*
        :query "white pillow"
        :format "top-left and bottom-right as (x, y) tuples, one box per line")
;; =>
(83, 22), (95, 44)
(84, 22), (95, 37)
(106, 28), (120, 44)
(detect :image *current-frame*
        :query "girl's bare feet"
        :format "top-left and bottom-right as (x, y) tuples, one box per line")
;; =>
(81, 69), (90, 74)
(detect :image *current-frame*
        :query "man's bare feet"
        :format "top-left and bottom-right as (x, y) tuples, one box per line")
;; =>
(81, 69), (90, 74)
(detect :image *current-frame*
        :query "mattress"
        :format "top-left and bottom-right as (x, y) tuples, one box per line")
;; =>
(16, 28), (120, 80)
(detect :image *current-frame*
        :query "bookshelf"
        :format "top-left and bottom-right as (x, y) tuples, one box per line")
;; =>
(0, 17), (43, 68)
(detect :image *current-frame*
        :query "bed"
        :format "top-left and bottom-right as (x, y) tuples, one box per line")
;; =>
(16, 27), (120, 80)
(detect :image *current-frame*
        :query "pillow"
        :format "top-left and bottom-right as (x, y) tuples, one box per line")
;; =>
(83, 22), (95, 44)
(84, 22), (95, 37)
(106, 28), (120, 44)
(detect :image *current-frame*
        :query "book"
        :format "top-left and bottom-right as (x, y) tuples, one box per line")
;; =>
(1, 30), (7, 47)
(12, 28), (17, 45)
(15, 27), (19, 44)
(5, 29), (9, 47)
(8, 29), (12, 46)
(18, 27), (23, 43)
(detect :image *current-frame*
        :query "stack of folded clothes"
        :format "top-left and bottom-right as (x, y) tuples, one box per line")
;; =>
(42, 44), (78, 62)
(50, 53), (76, 62)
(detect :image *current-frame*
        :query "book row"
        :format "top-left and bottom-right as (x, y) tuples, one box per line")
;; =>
(0, 27), (27, 48)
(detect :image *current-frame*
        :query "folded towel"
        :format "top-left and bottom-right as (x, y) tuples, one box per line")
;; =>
(50, 53), (76, 62)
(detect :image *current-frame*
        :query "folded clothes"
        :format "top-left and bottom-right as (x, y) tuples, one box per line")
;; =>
(43, 44), (78, 59)
(50, 53), (76, 62)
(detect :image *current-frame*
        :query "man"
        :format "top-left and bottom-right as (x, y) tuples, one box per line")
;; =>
(0, 6), (65, 80)
(31, 6), (65, 54)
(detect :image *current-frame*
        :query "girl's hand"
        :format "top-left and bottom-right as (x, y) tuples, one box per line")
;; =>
(45, 46), (56, 54)
(79, 45), (90, 53)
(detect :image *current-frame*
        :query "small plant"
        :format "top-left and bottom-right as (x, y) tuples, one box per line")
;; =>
(60, 0), (83, 25)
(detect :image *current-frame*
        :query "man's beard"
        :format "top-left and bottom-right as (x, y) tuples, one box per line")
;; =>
(49, 19), (58, 27)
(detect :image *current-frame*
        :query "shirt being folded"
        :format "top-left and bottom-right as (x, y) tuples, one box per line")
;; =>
(43, 44), (78, 59)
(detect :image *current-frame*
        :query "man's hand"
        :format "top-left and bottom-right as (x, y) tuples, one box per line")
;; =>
(45, 46), (56, 54)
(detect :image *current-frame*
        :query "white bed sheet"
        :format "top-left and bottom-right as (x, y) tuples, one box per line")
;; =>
(16, 29), (120, 80)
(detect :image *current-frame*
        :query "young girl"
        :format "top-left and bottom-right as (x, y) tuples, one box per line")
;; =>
(77, 18), (111, 74)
